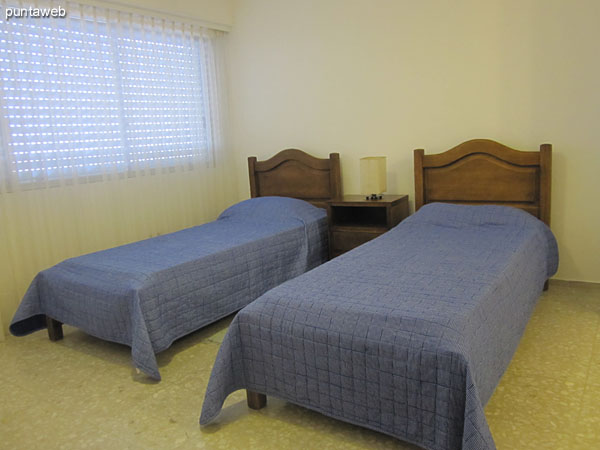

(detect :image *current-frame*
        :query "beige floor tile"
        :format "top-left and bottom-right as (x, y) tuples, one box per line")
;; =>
(1, 283), (599, 449)
(586, 326), (600, 384)
(488, 417), (573, 450)
(571, 381), (600, 447)
(546, 281), (600, 312)
(200, 396), (416, 449)
(486, 373), (585, 431)
(507, 293), (599, 381)
(0, 384), (134, 450)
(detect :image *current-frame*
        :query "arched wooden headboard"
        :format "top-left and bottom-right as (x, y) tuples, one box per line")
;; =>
(248, 149), (342, 209)
(414, 139), (552, 225)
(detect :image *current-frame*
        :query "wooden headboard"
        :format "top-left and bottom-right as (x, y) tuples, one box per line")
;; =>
(248, 149), (342, 209)
(414, 139), (552, 225)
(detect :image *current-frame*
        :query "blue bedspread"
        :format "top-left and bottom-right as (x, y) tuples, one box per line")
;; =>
(10, 197), (327, 380)
(200, 203), (558, 450)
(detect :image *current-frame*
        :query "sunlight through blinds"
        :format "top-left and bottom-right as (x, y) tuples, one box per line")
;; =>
(0, 1), (218, 188)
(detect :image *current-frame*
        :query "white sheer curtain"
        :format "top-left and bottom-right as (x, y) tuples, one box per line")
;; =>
(0, 0), (225, 188)
(0, 0), (238, 337)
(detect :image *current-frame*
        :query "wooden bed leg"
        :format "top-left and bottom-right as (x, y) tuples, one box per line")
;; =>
(46, 316), (64, 341)
(543, 280), (549, 291)
(247, 390), (267, 410)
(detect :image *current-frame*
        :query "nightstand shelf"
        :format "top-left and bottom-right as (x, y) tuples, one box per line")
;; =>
(327, 195), (409, 258)
(329, 225), (389, 233)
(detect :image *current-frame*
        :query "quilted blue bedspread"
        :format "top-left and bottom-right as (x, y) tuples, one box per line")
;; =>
(10, 197), (328, 380)
(200, 203), (558, 450)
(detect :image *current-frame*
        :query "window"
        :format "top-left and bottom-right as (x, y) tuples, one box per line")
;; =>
(0, 2), (220, 187)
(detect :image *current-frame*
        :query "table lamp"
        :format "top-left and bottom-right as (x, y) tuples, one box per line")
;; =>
(360, 156), (387, 200)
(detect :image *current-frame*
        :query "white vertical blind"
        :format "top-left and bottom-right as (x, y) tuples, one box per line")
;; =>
(0, 0), (223, 189)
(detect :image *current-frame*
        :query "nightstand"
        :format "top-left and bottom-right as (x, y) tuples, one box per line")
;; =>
(326, 195), (409, 258)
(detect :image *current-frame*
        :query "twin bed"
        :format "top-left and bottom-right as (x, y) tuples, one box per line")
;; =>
(199, 140), (558, 450)
(10, 149), (341, 380)
(11, 139), (557, 449)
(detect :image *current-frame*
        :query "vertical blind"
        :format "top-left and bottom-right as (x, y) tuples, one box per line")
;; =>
(0, 0), (223, 189)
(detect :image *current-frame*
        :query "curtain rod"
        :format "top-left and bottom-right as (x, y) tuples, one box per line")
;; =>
(68, 0), (232, 32)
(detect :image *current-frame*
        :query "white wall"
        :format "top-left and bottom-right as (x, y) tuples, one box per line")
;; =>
(227, 0), (600, 282)
(102, 0), (234, 27)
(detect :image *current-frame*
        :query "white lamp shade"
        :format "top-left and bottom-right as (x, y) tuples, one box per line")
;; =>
(360, 156), (387, 195)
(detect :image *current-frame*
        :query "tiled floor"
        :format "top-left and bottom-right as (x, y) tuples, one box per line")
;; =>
(0, 280), (598, 449)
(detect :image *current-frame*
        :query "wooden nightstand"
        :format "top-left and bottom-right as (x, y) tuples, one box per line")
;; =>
(326, 195), (409, 258)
